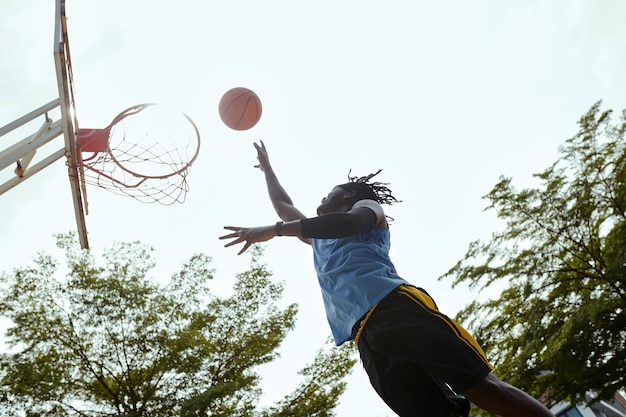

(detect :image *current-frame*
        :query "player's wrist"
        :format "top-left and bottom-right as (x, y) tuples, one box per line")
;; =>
(275, 221), (284, 236)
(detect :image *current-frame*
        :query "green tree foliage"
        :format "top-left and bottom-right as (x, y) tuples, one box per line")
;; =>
(0, 235), (356, 416)
(441, 101), (626, 406)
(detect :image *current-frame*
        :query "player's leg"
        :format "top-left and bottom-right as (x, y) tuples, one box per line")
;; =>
(358, 285), (553, 417)
(392, 285), (554, 417)
(462, 373), (555, 417)
(359, 339), (468, 417)
(356, 286), (474, 416)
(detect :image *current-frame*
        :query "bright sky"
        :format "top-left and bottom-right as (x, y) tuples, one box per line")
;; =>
(1, 1), (625, 416)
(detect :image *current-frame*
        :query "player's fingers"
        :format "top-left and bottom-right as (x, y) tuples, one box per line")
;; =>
(223, 239), (242, 248)
(238, 242), (252, 255)
(219, 232), (239, 240)
(221, 226), (245, 238)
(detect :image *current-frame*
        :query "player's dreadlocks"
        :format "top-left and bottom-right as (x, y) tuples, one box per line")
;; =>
(339, 169), (400, 206)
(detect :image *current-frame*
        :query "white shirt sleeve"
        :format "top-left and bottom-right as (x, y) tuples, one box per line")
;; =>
(351, 199), (385, 226)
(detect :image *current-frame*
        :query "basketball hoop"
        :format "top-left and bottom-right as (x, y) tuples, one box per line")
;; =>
(76, 104), (200, 205)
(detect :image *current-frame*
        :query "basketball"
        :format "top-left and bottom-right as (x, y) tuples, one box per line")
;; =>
(218, 87), (262, 130)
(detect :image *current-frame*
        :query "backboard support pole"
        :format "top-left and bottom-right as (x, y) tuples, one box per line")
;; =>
(1, 0), (90, 250)
(54, 0), (89, 249)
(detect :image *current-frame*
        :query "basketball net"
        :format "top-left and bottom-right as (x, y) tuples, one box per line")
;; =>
(76, 104), (200, 205)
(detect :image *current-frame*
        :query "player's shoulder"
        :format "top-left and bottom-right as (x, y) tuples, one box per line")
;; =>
(352, 199), (385, 227)
(352, 199), (383, 211)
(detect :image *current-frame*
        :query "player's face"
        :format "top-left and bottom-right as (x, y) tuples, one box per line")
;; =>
(317, 186), (353, 215)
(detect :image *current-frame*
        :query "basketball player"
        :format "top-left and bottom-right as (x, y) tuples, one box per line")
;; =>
(220, 141), (555, 417)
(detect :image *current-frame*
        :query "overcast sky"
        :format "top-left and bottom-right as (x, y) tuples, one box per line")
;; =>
(1, 1), (625, 415)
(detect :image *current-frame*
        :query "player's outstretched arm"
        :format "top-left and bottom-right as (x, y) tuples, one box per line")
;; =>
(220, 205), (379, 254)
(254, 141), (307, 222)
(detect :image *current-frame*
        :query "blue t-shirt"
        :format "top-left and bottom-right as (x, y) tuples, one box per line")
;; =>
(312, 228), (408, 345)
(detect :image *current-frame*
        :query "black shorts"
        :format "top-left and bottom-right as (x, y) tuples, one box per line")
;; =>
(356, 285), (493, 417)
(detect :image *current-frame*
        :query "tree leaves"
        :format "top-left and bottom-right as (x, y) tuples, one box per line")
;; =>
(0, 239), (355, 416)
(440, 101), (626, 406)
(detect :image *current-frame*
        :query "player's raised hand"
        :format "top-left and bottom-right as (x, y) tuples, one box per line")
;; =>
(254, 140), (271, 172)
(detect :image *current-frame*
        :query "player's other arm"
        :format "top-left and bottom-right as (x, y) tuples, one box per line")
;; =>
(267, 199), (386, 239)
(299, 199), (386, 237)
(221, 200), (385, 255)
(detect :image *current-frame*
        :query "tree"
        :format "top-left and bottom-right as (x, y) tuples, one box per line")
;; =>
(441, 101), (626, 406)
(0, 234), (356, 416)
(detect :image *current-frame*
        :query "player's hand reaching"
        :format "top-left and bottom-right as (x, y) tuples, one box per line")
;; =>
(253, 140), (271, 172)
(219, 225), (276, 255)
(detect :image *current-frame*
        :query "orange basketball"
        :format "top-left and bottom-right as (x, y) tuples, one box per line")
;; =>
(218, 87), (262, 130)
